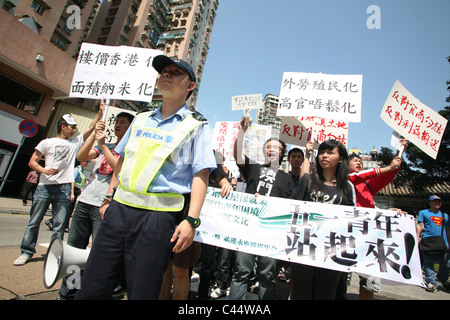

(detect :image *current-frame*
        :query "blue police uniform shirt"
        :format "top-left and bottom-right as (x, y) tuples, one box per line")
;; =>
(418, 208), (450, 248)
(115, 104), (216, 194)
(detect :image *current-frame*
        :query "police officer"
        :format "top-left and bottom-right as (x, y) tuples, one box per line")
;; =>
(75, 56), (216, 300)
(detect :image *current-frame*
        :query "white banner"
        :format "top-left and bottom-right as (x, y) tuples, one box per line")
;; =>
(231, 94), (264, 111)
(280, 116), (348, 148)
(277, 72), (363, 123)
(70, 43), (163, 102)
(195, 188), (423, 287)
(380, 80), (448, 160)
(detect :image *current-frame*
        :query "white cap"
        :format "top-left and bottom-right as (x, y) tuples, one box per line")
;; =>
(62, 114), (77, 125)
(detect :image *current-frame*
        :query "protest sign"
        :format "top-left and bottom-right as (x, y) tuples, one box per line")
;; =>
(102, 106), (136, 144)
(380, 80), (447, 159)
(195, 188), (423, 287)
(231, 94), (264, 111)
(391, 130), (404, 152)
(70, 43), (163, 102)
(212, 121), (271, 163)
(212, 121), (240, 161)
(277, 72), (363, 123)
(280, 116), (348, 148)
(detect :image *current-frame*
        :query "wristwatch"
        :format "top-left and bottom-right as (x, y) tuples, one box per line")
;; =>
(185, 216), (201, 228)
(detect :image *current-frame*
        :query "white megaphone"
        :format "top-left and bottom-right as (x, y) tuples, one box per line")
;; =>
(43, 237), (91, 289)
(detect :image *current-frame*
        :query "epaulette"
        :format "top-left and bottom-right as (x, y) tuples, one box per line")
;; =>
(192, 111), (208, 123)
(137, 108), (154, 115)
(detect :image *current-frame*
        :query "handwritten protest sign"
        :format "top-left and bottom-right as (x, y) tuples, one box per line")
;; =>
(70, 43), (163, 102)
(277, 72), (363, 123)
(102, 106), (136, 144)
(231, 94), (264, 111)
(212, 121), (240, 161)
(212, 121), (271, 163)
(196, 188), (423, 287)
(380, 80), (447, 159)
(281, 116), (348, 148)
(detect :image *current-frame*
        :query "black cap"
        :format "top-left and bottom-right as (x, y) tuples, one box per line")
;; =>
(152, 55), (196, 83)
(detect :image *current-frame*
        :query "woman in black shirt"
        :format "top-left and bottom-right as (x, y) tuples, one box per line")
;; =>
(290, 139), (354, 299)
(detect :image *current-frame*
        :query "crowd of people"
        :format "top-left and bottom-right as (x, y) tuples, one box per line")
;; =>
(12, 55), (449, 300)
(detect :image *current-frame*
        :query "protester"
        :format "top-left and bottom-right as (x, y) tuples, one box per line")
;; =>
(194, 154), (234, 300)
(289, 139), (354, 299)
(74, 56), (216, 300)
(45, 160), (88, 232)
(229, 116), (295, 300)
(22, 170), (39, 206)
(56, 110), (133, 300)
(287, 147), (304, 186)
(416, 195), (450, 292)
(159, 241), (201, 300)
(347, 139), (407, 299)
(13, 109), (104, 266)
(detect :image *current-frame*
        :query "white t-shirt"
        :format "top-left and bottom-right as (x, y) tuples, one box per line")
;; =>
(77, 143), (118, 207)
(35, 135), (84, 185)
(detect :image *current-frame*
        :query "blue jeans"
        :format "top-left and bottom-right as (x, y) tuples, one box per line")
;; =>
(20, 184), (71, 256)
(229, 251), (277, 300)
(67, 201), (102, 249)
(423, 252), (450, 286)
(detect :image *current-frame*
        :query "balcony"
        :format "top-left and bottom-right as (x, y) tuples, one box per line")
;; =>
(160, 28), (186, 40)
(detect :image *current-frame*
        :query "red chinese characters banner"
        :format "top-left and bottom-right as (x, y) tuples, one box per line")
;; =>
(212, 121), (271, 163)
(380, 80), (447, 159)
(280, 116), (348, 148)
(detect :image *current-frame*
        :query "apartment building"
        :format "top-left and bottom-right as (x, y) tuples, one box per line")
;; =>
(256, 94), (283, 138)
(0, 0), (218, 196)
(87, 0), (219, 110)
(0, 0), (100, 196)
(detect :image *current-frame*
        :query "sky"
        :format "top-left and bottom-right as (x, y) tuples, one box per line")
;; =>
(195, 0), (450, 154)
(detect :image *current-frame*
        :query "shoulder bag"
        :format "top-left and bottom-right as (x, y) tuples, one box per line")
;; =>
(420, 212), (449, 256)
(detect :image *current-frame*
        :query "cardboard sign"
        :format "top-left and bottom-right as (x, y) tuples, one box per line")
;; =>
(277, 72), (363, 122)
(232, 94), (264, 110)
(281, 116), (348, 148)
(70, 43), (163, 102)
(380, 80), (447, 159)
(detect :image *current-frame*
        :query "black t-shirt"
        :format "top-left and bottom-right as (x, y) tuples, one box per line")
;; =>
(239, 156), (294, 198)
(290, 173), (354, 206)
(289, 172), (300, 186)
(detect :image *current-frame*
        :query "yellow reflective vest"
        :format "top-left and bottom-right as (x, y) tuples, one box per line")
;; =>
(114, 111), (203, 211)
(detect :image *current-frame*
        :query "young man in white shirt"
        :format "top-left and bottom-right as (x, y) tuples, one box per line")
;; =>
(14, 108), (104, 266)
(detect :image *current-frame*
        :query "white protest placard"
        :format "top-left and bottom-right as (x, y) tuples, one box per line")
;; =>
(212, 121), (271, 163)
(380, 80), (448, 159)
(212, 121), (240, 161)
(102, 106), (136, 144)
(196, 188), (423, 287)
(277, 72), (363, 123)
(391, 131), (403, 153)
(280, 116), (348, 148)
(70, 43), (163, 102)
(232, 94), (264, 111)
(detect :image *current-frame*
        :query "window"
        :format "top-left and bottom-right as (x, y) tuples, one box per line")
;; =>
(30, 0), (45, 15)
(0, 73), (44, 115)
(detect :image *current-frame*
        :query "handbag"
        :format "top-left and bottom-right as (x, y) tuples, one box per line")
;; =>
(420, 212), (449, 256)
